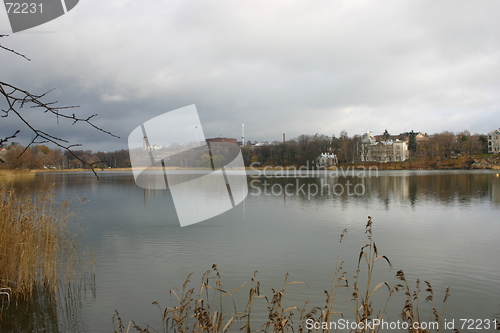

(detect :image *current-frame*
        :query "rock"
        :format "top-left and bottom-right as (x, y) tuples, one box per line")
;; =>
(469, 161), (493, 169)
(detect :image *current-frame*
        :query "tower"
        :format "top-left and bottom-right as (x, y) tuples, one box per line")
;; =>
(242, 123), (245, 146)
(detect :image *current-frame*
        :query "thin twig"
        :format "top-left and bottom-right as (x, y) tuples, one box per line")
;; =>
(0, 35), (31, 61)
(1, 35), (119, 177)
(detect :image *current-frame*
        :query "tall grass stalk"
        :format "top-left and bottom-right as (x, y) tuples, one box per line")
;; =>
(114, 217), (459, 333)
(0, 188), (85, 301)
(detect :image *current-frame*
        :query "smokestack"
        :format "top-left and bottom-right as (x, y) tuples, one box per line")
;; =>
(242, 123), (245, 146)
(283, 133), (286, 143)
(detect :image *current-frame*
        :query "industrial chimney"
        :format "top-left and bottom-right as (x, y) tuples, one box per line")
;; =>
(242, 123), (245, 146)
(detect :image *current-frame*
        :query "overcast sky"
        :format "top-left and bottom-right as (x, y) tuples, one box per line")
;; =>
(1, 0), (499, 152)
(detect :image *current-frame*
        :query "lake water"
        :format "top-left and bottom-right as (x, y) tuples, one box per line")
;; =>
(1, 170), (500, 332)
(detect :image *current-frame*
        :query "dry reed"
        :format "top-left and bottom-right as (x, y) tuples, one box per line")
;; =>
(0, 187), (86, 301)
(114, 217), (482, 333)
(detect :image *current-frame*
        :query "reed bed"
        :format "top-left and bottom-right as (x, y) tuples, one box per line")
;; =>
(114, 217), (480, 333)
(0, 188), (87, 301)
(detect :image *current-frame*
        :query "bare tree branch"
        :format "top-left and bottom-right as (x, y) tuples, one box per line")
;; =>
(0, 130), (20, 146)
(0, 34), (31, 61)
(0, 35), (119, 178)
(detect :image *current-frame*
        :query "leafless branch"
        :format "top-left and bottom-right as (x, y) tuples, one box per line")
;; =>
(0, 35), (120, 178)
(0, 130), (20, 146)
(0, 34), (31, 61)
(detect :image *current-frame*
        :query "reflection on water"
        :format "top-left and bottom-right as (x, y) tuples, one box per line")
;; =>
(1, 170), (499, 332)
(247, 170), (500, 205)
(0, 289), (59, 333)
(0, 286), (88, 333)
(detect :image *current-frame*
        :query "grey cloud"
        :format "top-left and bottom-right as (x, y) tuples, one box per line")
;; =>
(1, 0), (499, 151)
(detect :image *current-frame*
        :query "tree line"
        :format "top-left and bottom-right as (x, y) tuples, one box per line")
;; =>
(0, 130), (490, 170)
(0, 143), (130, 170)
(241, 130), (489, 166)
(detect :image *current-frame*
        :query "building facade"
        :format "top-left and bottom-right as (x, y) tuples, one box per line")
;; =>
(206, 137), (238, 145)
(488, 129), (500, 153)
(316, 152), (338, 167)
(360, 131), (408, 162)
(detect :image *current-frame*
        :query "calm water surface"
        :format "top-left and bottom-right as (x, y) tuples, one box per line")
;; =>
(2, 170), (499, 332)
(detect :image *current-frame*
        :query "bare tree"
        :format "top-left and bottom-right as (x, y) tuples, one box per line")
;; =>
(0, 35), (119, 176)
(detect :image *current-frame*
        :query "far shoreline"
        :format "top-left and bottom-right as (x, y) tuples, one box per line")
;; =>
(1, 154), (499, 177)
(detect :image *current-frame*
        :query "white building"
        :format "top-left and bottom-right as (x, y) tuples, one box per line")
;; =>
(488, 129), (500, 154)
(360, 131), (408, 162)
(316, 152), (338, 167)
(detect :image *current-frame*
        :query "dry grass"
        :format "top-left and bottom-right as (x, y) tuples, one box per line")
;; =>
(0, 188), (90, 301)
(0, 169), (34, 178)
(113, 217), (473, 333)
